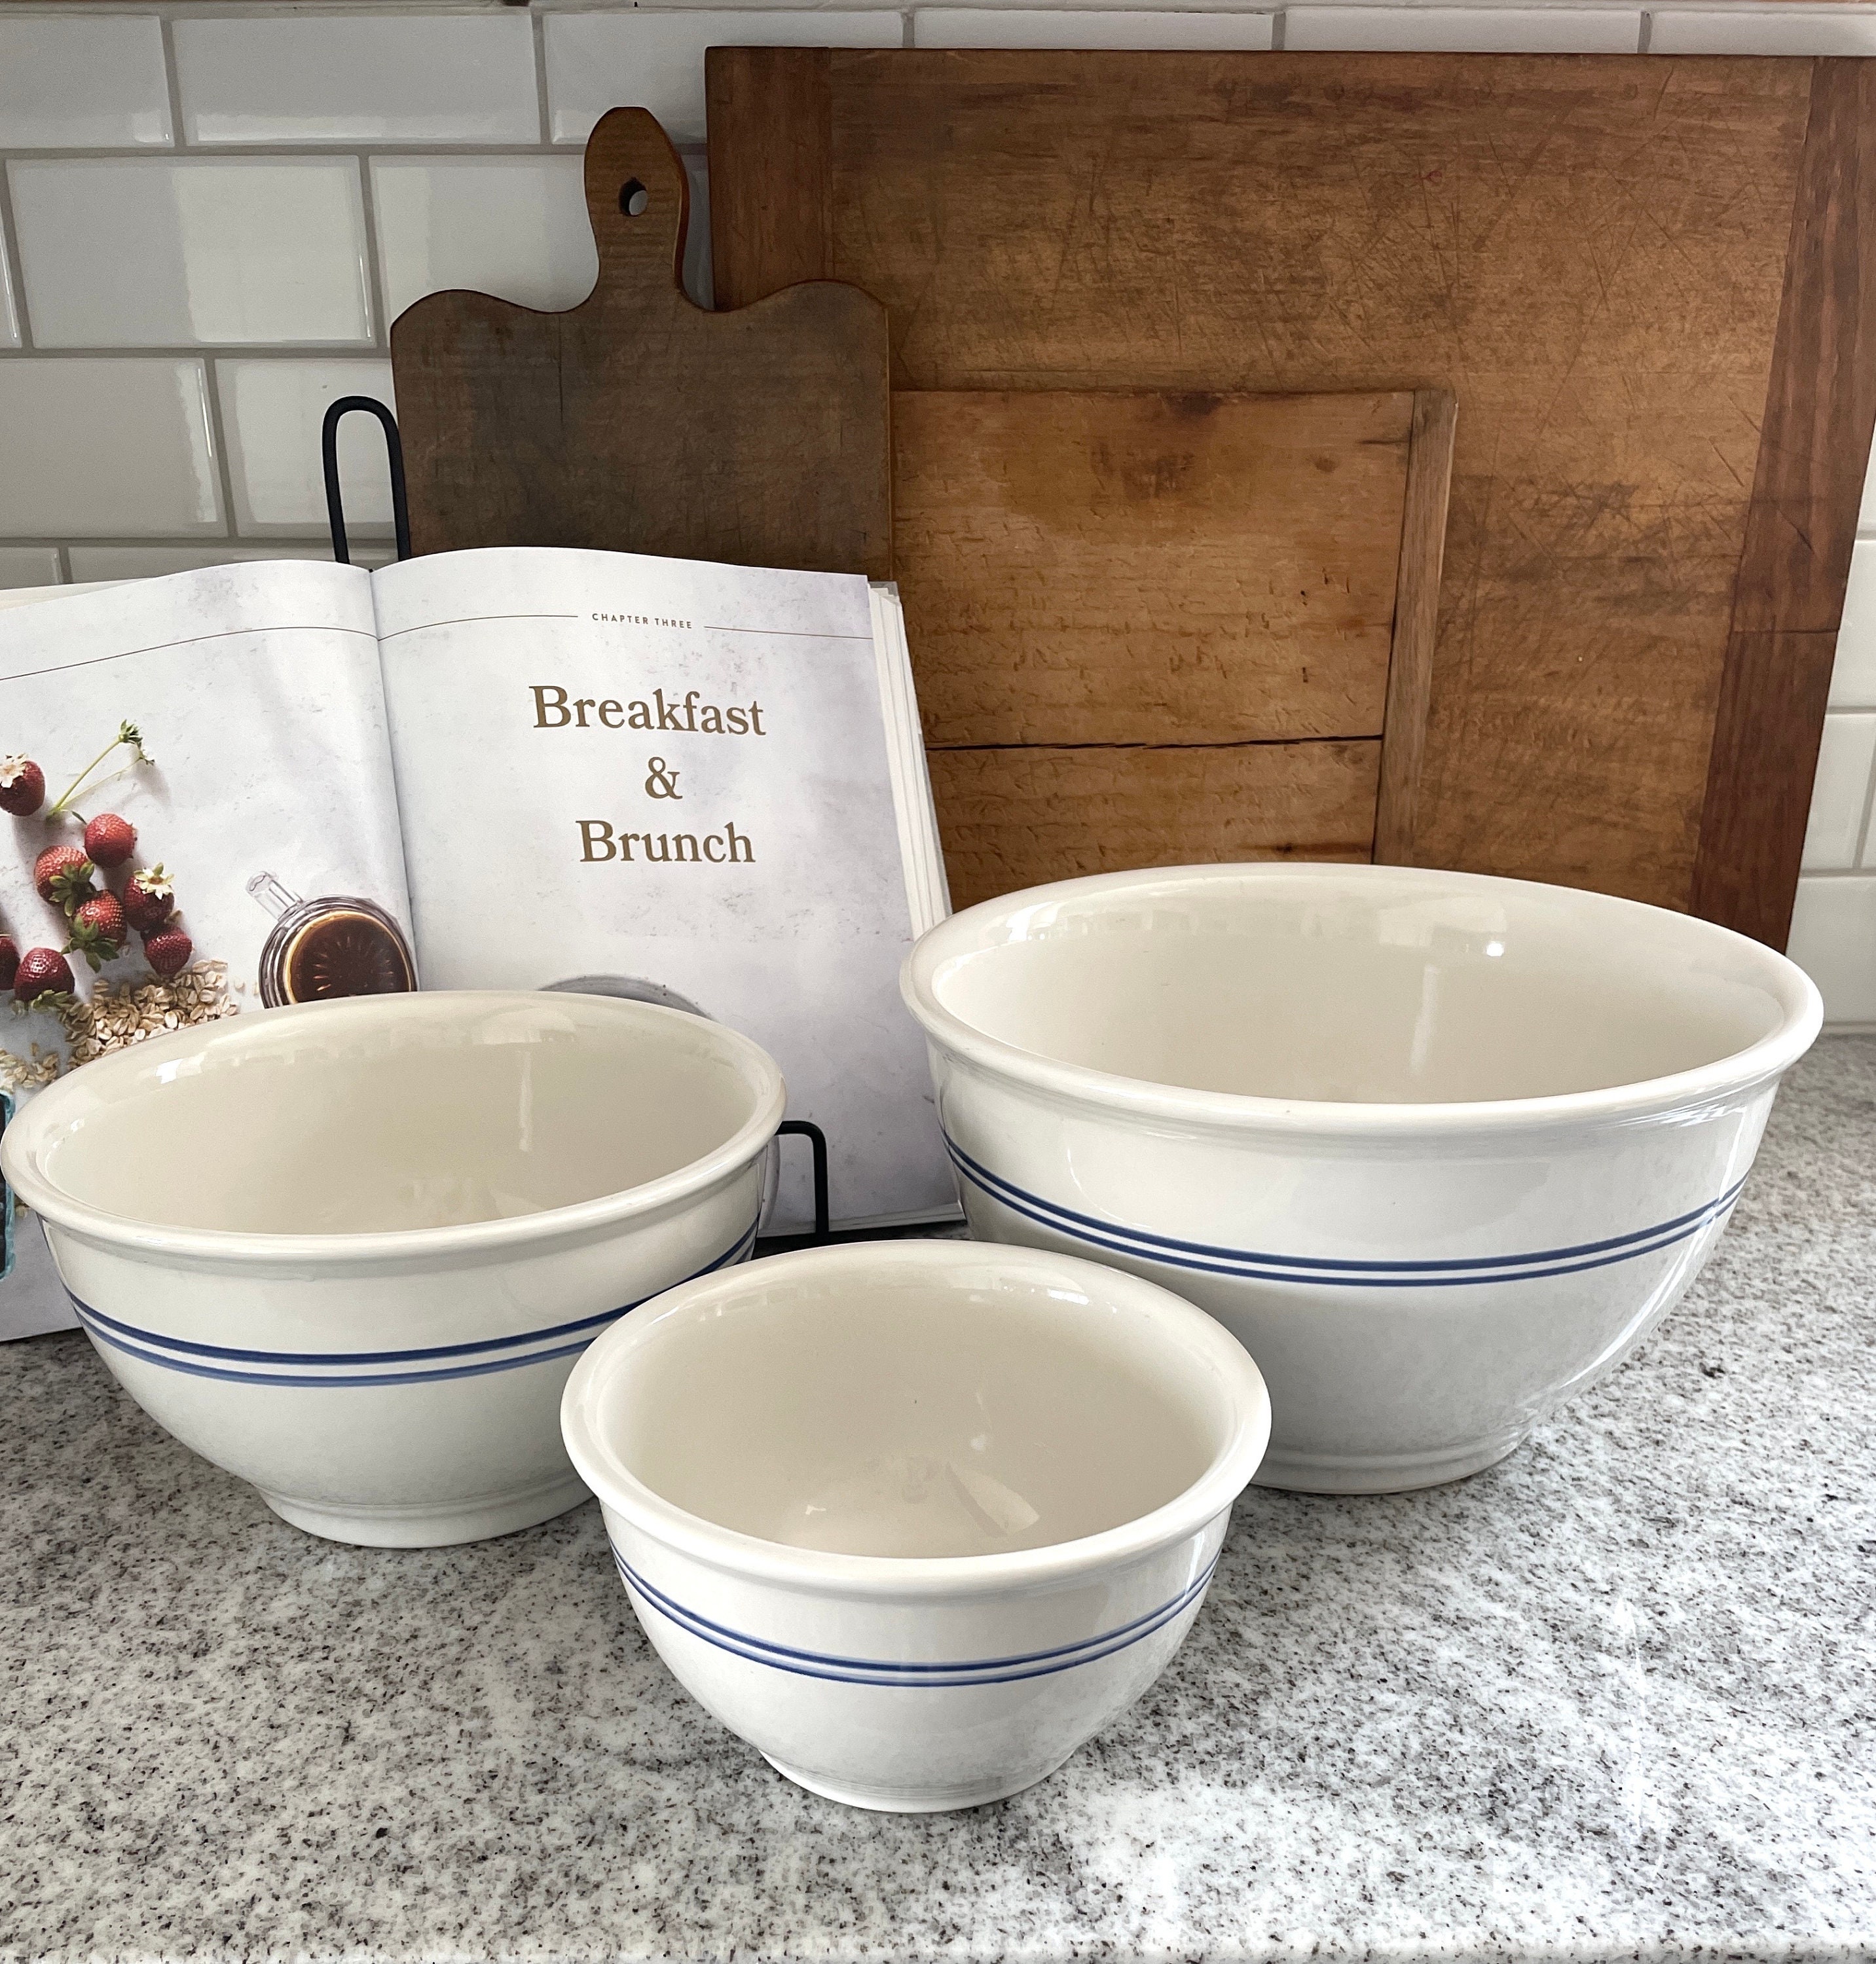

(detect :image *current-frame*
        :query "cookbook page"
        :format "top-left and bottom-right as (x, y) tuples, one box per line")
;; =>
(370, 547), (955, 1231)
(0, 560), (414, 1337)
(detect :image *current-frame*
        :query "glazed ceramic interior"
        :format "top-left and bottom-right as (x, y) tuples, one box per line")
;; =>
(932, 870), (1795, 1104)
(605, 1262), (1229, 1557)
(35, 996), (765, 1234)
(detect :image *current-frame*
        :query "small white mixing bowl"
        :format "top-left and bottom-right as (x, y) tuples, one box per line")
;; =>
(561, 1239), (1270, 1812)
(3, 991), (784, 1546)
(901, 863), (1822, 1495)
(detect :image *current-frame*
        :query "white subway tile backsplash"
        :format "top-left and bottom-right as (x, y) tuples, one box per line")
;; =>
(66, 544), (392, 582)
(373, 158), (598, 327)
(0, 360), (222, 537)
(219, 359), (397, 538)
(913, 10), (1272, 48)
(0, 17), (172, 150)
(0, 549), (64, 592)
(1829, 541), (1876, 710)
(173, 15), (540, 146)
(1647, 9), (1876, 58)
(1788, 875), (1876, 1025)
(10, 160), (373, 351)
(1801, 714), (1876, 872)
(1285, 8), (1641, 51)
(544, 10), (902, 148)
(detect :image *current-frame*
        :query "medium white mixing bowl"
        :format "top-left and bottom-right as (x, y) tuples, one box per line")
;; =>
(561, 1239), (1270, 1812)
(902, 864), (1822, 1495)
(3, 992), (784, 1546)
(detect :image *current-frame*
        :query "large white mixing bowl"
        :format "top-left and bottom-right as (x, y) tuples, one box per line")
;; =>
(3, 991), (784, 1545)
(902, 864), (1821, 1493)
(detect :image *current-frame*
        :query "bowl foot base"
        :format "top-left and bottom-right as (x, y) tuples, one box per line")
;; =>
(762, 1752), (1075, 1813)
(1254, 1432), (1528, 1495)
(258, 1472), (590, 1548)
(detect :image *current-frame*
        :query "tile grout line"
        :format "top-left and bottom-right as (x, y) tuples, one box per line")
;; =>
(197, 356), (242, 545)
(0, 147), (566, 164)
(3, 2), (1876, 23)
(1849, 721), (1876, 870)
(164, 0), (230, 563)
(354, 155), (394, 352)
(101, 1), (1876, 15)
(0, 537), (359, 549)
(0, 346), (393, 361)
(0, 164), (35, 353)
(531, 6), (555, 143)
(158, 14), (189, 153)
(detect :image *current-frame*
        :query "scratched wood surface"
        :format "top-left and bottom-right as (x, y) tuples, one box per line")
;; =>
(897, 389), (1416, 746)
(392, 107), (890, 578)
(930, 741), (1380, 910)
(894, 386), (1449, 899)
(708, 51), (1876, 941)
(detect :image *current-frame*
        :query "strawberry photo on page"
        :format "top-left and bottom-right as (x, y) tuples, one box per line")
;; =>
(0, 563), (415, 1337)
(0, 722), (228, 1081)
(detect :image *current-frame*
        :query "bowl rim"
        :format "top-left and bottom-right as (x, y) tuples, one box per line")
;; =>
(0, 989), (787, 1267)
(560, 1237), (1273, 1597)
(900, 862), (1824, 1137)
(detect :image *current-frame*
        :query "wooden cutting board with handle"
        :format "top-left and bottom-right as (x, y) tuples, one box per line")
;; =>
(390, 107), (891, 578)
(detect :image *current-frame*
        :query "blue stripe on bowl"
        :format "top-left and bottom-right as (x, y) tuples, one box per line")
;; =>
(67, 1219), (759, 1389)
(943, 1135), (1745, 1289)
(612, 1544), (1219, 1688)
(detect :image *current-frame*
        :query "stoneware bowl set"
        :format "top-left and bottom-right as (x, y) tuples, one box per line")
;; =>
(2, 863), (1822, 1812)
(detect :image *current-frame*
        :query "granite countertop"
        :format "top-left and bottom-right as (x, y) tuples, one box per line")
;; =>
(4, 1038), (1874, 1964)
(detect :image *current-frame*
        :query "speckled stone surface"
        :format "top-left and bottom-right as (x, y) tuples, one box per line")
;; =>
(4, 1040), (1874, 1964)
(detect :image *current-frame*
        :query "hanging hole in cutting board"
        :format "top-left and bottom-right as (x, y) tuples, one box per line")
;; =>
(619, 179), (650, 217)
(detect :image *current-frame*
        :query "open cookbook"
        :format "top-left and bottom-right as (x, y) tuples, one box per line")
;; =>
(0, 547), (955, 1338)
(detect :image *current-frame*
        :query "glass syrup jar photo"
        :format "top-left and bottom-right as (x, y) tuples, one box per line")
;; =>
(246, 871), (416, 1008)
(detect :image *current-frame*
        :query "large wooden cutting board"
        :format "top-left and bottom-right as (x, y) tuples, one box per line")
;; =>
(896, 386), (1454, 906)
(391, 107), (890, 577)
(707, 50), (1876, 947)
